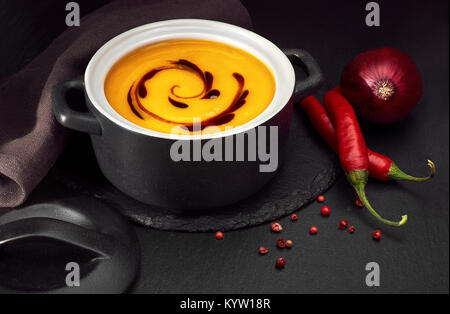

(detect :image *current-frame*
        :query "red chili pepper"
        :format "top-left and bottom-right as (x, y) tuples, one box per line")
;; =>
(300, 94), (435, 182)
(324, 88), (407, 227)
(348, 225), (355, 234)
(290, 214), (298, 221)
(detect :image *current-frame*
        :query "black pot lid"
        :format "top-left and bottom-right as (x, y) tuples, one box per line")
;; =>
(0, 196), (140, 294)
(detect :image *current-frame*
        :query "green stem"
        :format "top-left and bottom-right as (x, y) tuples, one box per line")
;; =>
(347, 170), (408, 227)
(388, 160), (436, 182)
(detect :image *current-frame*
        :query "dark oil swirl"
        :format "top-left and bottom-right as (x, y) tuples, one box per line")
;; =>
(168, 97), (189, 109)
(126, 59), (249, 131)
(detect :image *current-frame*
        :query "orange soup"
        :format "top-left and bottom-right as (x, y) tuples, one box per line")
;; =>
(104, 39), (276, 134)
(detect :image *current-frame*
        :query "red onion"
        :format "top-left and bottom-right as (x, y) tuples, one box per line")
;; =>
(341, 47), (422, 124)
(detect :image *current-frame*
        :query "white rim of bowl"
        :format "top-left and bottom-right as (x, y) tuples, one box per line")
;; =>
(85, 19), (295, 140)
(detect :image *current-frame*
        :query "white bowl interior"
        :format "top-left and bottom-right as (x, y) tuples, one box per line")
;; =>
(85, 19), (295, 140)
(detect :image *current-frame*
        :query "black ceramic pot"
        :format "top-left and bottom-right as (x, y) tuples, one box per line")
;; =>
(53, 20), (323, 210)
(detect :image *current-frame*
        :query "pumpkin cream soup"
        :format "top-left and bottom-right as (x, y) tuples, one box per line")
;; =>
(104, 39), (275, 134)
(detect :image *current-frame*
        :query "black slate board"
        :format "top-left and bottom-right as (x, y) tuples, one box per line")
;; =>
(51, 108), (340, 232)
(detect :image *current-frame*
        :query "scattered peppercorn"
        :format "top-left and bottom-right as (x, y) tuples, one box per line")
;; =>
(271, 222), (283, 232)
(356, 199), (364, 208)
(276, 258), (286, 269)
(321, 206), (331, 216)
(339, 220), (349, 230)
(277, 238), (286, 248)
(317, 195), (325, 203)
(290, 214), (298, 221)
(373, 230), (382, 240)
(309, 226), (318, 235)
(348, 225), (355, 234)
(259, 246), (269, 255)
(215, 231), (224, 240)
(285, 240), (293, 248)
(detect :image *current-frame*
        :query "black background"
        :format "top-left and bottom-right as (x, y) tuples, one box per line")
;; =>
(0, 0), (448, 293)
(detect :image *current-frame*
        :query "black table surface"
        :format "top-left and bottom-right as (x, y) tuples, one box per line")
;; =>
(0, 0), (448, 294)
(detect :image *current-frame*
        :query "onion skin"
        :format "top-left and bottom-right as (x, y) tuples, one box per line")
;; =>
(341, 47), (423, 124)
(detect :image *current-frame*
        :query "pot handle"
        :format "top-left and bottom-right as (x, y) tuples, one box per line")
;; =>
(52, 78), (102, 135)
(283, 49), (324, 102)
(0, 217), (114, 258)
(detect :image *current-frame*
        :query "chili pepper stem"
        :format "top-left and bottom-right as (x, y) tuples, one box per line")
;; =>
(388, 160), (436, 182)
(347, 170), (408, 227)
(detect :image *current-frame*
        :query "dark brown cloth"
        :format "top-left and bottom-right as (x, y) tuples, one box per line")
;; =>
(0, 0), (252, 208)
